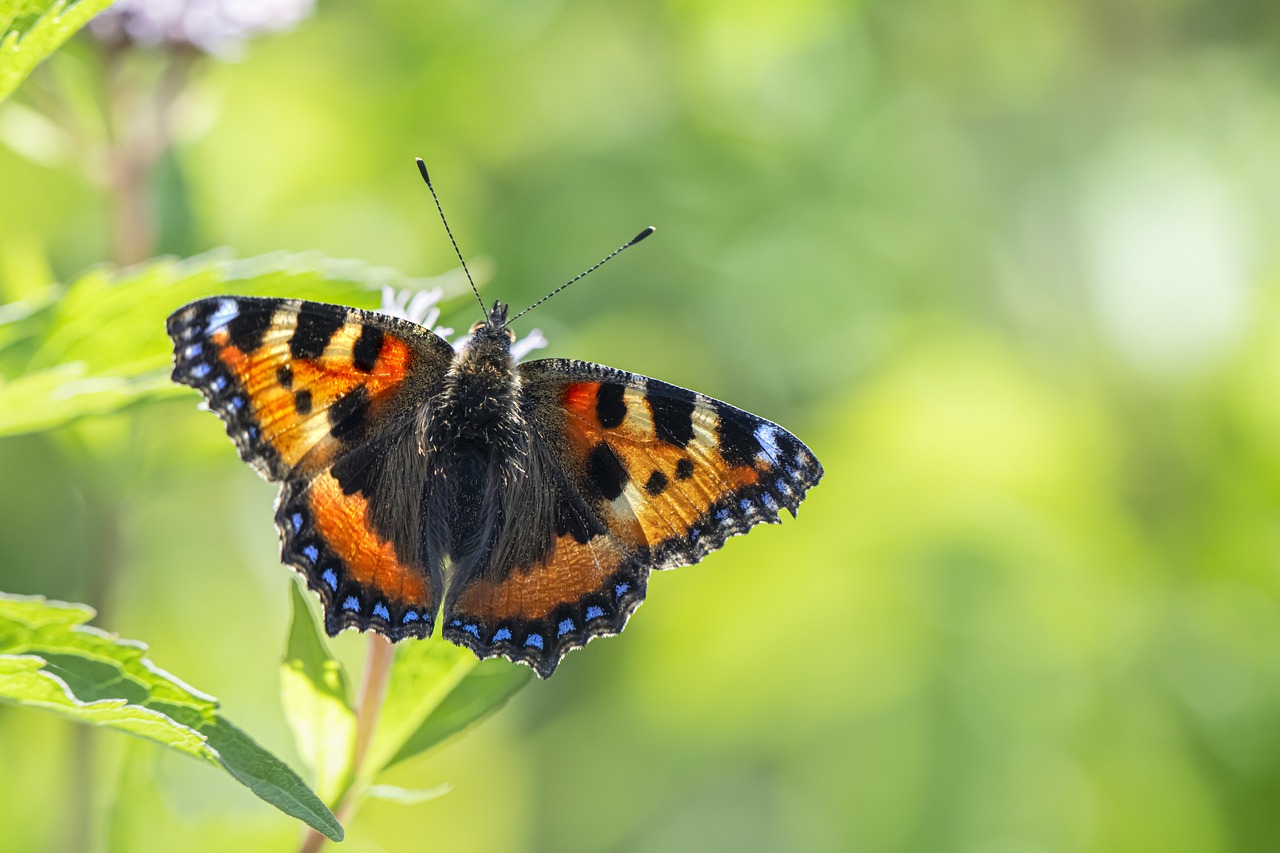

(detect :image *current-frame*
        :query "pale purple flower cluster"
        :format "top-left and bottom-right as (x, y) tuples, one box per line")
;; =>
(89, 0), (315, 55)
(379, 286), (548, 362)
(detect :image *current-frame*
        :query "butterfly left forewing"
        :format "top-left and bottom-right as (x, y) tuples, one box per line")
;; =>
(441, 358), (822, 678)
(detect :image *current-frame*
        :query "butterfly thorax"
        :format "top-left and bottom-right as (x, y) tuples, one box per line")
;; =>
(440, 301), (521, 446)
(421, 301), (530, 567)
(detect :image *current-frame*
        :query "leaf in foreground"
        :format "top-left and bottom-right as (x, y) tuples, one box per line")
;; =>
(0, 592), (343, 842)
(281, 586), (530, 812)
(281, 580), (357, 806)
(0, 250), (469, 437)
(364, 637), (532, 783)
(0, 0), (118, 104)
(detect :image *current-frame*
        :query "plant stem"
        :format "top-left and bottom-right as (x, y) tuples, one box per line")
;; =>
(102, 43), (197, 265)
(299, 634), (395, 853)
(352, 634), (395, 778)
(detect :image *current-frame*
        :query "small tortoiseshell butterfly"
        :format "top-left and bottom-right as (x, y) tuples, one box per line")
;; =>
(166, 164), (822, 678)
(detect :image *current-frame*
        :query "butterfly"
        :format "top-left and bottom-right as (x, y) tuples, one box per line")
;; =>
(166, 175), (821, 678)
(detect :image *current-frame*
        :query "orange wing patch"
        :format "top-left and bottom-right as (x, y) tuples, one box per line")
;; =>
(559, 379), (765, 551)
(274, 468), (439, 639)
(307, 470), (430, 607)
(452, 533), (626, 621)
(211, 314), (414, 472)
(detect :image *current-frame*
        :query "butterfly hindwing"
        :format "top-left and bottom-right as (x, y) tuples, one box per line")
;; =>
(167, 296), (452, 637)
(275, 430), (443, 639)
(441, 358), (823, 677)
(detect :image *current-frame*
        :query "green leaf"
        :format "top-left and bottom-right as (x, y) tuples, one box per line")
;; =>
(0, 654), (212, 757)
(0, 250), (469, 437)
(281, 580), (357, 806)
(0, 592), (344, 842)
(386, 654), (533, 768)
(165, 704), (345, 843)
(0, 0), (118, 104)
(363, 638), (531, 781)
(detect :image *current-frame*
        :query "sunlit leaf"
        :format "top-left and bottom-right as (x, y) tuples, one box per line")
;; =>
(363, 639), (530, 780)
(385, 654), (532, 769)
(281, 580), (357, 806)
(0, 0), (117, 104)
(0, 251), (467, 437)
(0, 592), (344, 842)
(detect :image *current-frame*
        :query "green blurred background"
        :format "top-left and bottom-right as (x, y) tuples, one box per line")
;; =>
(4, 0), (1280, 850)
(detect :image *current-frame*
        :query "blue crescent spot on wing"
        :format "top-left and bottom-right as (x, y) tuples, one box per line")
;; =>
(754, 423), (783, 462)
(206, 299), (239, 333)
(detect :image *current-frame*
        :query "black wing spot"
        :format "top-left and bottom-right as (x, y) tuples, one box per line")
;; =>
(294, 389), (313, 416)
(675, 458), (694, 480)
(595, 383), (627, 428)
(716, 404), (760, 468)
(352, 325), (384, 373)
(645, 470), (669, 496)
(329, 386), (370, 442)
(291, 304), (346, 360)
(226, 306), (273, 353)
(587, 441), (629, 501)
(648, 383), (696, 447)
(276, 365), (293, 389)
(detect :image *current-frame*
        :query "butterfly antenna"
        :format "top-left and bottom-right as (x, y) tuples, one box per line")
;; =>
(416, 158), (486, 317)
(507, 226), (655, 326)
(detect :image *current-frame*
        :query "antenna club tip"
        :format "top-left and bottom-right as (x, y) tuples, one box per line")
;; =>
(415, 158), (431, 186)
(630, 226), (656, 246)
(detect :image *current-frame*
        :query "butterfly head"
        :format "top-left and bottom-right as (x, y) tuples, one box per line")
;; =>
(460, 300), (516, 366)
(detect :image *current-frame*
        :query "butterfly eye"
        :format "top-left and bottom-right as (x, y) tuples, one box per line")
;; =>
(469, 321), (486, 334)
(505, 328), (516, 342)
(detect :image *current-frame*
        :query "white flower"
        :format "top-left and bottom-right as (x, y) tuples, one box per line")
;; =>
(378, 286), (548, 362)
(90, 0), (316, 56)
(379, 286), (454, 338)
(511, 327), (548, 361)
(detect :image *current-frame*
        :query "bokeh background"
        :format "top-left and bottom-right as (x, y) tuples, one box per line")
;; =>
(4, 0), (1280, 851)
